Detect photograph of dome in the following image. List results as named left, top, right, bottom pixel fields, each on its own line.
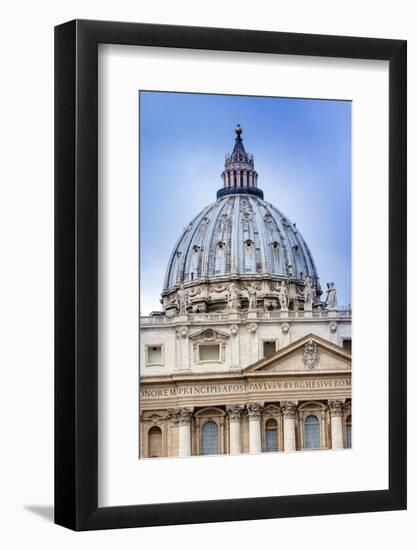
left=139, top=92, right=352, bottom=459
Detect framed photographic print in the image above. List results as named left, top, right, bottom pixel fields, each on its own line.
left=55, top=20, right=406, bottom=530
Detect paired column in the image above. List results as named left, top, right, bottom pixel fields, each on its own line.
left=243, top=170, right=248, bottom=188
left=328, top=400, right=344, bottom=449
left=226, top=404, right=245, bottom=454
left=175, top=407, right=194, bottom=457
left=281, top=401, right=297, bottom=452
left=247, top=403, right=263, bottom=453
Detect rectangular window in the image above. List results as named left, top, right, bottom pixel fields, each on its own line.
left=147, top=345, right=162, bottom=365
left=265, top=428, right=277, bottom=452
left=342, top=339, right=352, bottom=353
left=199, top=344, right=220, bottom=362
left=263, top=341, right=276, bottom=357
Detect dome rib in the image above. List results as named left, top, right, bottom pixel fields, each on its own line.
left=251, top=197, right=270, bottom=275
left=231, top=195, right=240, bottom=275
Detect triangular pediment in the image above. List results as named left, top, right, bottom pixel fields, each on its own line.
left=189, top=327, right=230, bottom=341
left=244, top=334, right=351, bottom=374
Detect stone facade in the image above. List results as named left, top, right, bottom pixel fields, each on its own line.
left=139, top=126, right=352, bottom=459
left=140, top=333, right=351, bottom=457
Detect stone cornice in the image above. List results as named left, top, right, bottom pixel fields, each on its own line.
left=141, top=310, right=352, bottom=327
left=140, top=375, right=351, bottom=411
left=140, top=368, right=352, bottom=385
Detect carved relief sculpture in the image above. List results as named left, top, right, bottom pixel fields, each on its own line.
left=281, top=322, right=290, bottom=334
left=303, top=276, right=314, bottom=311
left=303, top=339, right=320, bottom=369
left=326, top=282, right=337, bottom=309
left=176, top=283, right=189, bottom=314
left=247, top=284, right=257, bottom=311
left=230, top=324, right=239, bottom=336
left=278, top=280, right=289, bottom=310
left=227, top=281, right=240, bottom=311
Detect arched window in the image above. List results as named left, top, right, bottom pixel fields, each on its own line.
left=346, top=415, right=352, bottom=448
left=148, top=426, right=162, bottom=458
left=304, top=415, right=320, bottom=449
left=265, top=419, right=278, bottom=452
left=202, top=421, right=219, bottom=455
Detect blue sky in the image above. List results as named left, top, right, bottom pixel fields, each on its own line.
left=140, top=91, right=351, bottom=314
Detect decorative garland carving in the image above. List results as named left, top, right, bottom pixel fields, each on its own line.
left=281, top=322, right=290, bottom=334
left=329, top=321, right=338, bottom=333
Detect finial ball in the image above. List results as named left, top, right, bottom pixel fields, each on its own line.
left=235, top=124, right=243, bottom=135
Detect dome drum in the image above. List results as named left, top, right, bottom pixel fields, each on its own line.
left=161, top=275, right=321, bottom=317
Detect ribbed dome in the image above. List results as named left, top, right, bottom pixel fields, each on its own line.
left=163, top=194, right=319, bottom=290
left=160, top=126, right=321, bottom=315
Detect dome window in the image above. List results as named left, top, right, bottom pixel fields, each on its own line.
left=215, top=242, right=226, bottom=274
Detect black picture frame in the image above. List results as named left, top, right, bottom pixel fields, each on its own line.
left=55, top=19, right=407, bottom=531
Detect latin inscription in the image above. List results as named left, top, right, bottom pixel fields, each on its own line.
left=140, top=378, right=351, bottom=399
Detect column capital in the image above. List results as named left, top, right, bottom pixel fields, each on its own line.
left=167, top=408, right=178, bottom=423
left=168, top=407, right=194, bottom=425
left=328, top=399, right=344, bottom=416
left=281, top=400, right=298, bottom=418
left=175, top=326, right=188, bottom=339
left=226, top=404, right=245, bottom=421
left=247, top=402, right=263, bottom=419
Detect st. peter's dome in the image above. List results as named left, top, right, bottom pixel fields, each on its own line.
left=161, top=126, right=321, bottom=315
